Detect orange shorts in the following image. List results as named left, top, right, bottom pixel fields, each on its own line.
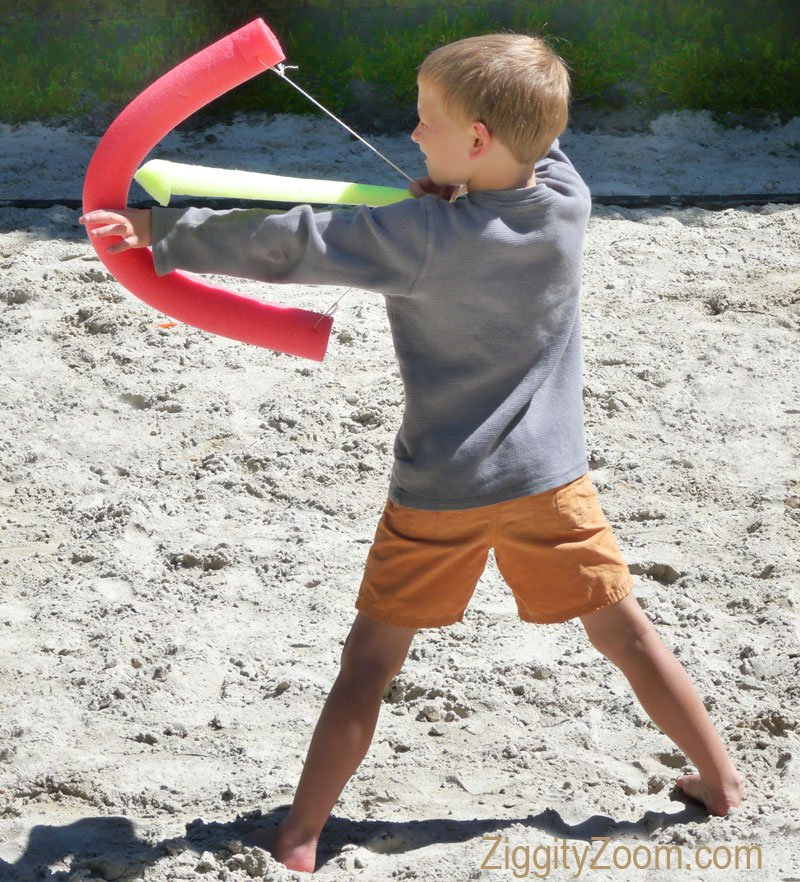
left=356, top=473, right=633, bottom=628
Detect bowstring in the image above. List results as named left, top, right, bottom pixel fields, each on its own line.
left=261, top=61, right=412, bottom=326
left=268, top=63, right=414, bottom=184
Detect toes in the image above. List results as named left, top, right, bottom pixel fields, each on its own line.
left=673, top=773, right=706, bottom=804
left=675, top=772, right=701, bottom=793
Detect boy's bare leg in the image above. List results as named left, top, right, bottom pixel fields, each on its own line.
left=580, top=593, right=743, bottom=816
left=247, top=612, right=416, bottom=872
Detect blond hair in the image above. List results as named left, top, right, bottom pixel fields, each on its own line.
left=418, top=33, right=570, bottom=165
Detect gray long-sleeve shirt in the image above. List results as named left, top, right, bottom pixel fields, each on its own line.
left=152, top=142, right=591, bottom=510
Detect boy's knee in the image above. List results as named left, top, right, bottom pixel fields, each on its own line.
left=582, top=609, right=656, bottom=664
left=588, top=627, right=647, bottom=664
left=339, top=635, right=406, bottom=684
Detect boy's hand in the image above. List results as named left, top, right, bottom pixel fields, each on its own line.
left=408, top=176, right=465, bottom=203
left=79, top=209, right=153, bottom=253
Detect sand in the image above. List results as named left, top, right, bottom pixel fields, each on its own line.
left=0, top=111, right=799, bottom=881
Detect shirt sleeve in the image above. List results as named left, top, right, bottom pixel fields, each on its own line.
left=151, top=197, right=432, bottom=298
left=534, top=139, right=592, bottom=208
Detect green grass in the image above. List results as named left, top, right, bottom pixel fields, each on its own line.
left=1, top=1, right=798, bottom=126
left=509, top=0, right=800, bottom=117
left=0, top=11, right=216, bottom=124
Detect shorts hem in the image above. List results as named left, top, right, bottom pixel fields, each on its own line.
left=518, top=578, right=634, bottom=624
left=355, top=600, right=463, bottom=630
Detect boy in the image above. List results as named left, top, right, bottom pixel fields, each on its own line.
left=81, top=33, right=742, bottom=874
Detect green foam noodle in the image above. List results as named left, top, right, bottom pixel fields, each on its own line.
left=134, top=159, right=412, bottom=207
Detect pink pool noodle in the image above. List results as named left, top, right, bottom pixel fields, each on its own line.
left=82, top=19, right=333, bottom=361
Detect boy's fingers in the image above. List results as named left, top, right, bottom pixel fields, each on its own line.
left=80, top=210, right=122, bottom=225
left=409, top=177, right=464, bottom=202
left=87, top=222, right=127, bottom=238
left=409, top=175, right=441, bottom=198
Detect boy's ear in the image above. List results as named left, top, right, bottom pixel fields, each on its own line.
left=470, top=120, right=492, bottom=157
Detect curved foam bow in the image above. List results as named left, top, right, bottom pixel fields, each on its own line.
left=82, top=19, right=333, bottom=361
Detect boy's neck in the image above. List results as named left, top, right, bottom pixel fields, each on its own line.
left=463, top=136, right=537, bottom=193
left=467, top=165, right=536, bottom=193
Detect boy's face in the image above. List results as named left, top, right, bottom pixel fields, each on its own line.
left=411, top=80, right=476, bottom=185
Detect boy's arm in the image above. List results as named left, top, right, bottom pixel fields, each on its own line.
left=150, top=200, right=430, bottom=298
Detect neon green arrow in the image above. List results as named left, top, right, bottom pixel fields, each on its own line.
left=134, top=159, right=412, bottom=207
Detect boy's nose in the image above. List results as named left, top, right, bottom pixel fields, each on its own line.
left=410, top=124, right=421, bottom=144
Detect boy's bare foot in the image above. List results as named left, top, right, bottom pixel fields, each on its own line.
left=243, top=823, right=318, bottom=874
left=675, top=771, right=743, bottom=816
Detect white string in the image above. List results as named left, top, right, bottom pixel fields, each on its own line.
left=268, top=63, right=414, bottom=184
left=314, top=287, right=352, bottom=328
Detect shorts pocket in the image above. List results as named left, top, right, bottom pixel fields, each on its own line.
left=384, top=500, right=440, bottom=541
left=553, top=477, right=590, bottom=530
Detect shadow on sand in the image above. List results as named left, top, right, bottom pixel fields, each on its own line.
left=0, top=795, right=706, bottom=880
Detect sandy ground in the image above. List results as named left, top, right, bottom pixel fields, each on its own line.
left=1, top=112, right=799, bottom=882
